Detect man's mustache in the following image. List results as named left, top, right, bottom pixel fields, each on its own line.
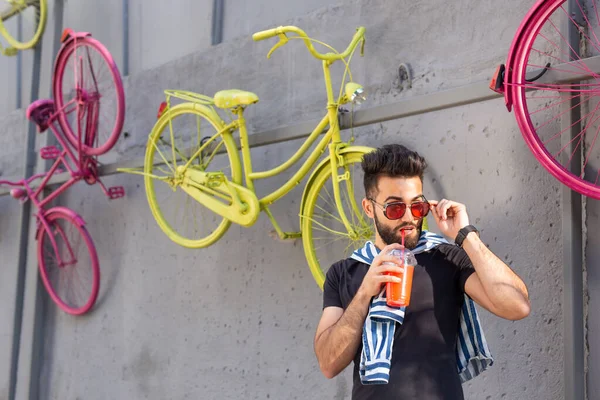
left=394, top=224, right=418, bottom=232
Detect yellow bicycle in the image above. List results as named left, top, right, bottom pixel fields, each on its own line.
left=121, top=25, right=412, bottom=288
left=0, top=0, right=46, bottom=56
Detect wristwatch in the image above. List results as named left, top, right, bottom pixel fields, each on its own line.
left=455, top=225, right=479, bottom=247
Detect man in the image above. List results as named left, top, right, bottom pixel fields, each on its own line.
left=313, top=144, right=530, bottom=400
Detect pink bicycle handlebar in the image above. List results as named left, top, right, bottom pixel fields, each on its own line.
left=0, top=178, right=26, bottom=187
left=0, top=170, right=63, bottom=188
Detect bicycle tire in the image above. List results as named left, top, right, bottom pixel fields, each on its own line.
left=301, top=148, right=373, bottom=289
left=508, top=0, right=600, bottom=199
left=53, top=35, right=125, bottom=156
left=145, top=101, right=242, bottom=248
left=0, top=0, right=47, bottom=50
left=37, top=207, right=100, bottom=315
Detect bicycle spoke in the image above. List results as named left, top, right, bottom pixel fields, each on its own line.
left=305, top=215, right=353, bottom=237
left=520, top=82, right=600, bottom=93
left=196, top=115, right=202, bottom=152
left=200, top=138, right=226, bottom=168
left=317, top=183, right=337, bottom=212
left=159, top=138, right=189, bottom=164
left=176, top=131, right=187, bottom=164
left=155, top=165, right=172, bottom=176
left=530, top=48, right=593, bottom=76
left=313, top=235, right=352, bottom=251
left=557, top=103, right=600, bottom=163
left=545, top=100, right=600, bottom=147
left=84, top=46, right=100, bottom=94
left=574, top=0, right=600, bottom=49
left=532, top=93, right=590, bottom=132
left=529, top=92, right=587, bottom=115
left=168, top=115, right=178, bottom=168
left=152, top=140, right=175, bottom=174
left=560, top=4, right=600, bottom=57
left=313, top=205, right=346, bottom=225
left=546, top=19, right=599, bottom=77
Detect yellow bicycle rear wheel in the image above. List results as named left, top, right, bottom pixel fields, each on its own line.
left=144, top=102, right=242, bottom=248
left=0, top=0, right=47, bottom=50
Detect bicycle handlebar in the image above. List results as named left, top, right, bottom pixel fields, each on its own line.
left=0, top=170, right=56, bottom=188
left=252, top=27, right=280, bottom=42
left=252, top=25, right=366, bottom=61
left=0, top=179, right=24, bottom=187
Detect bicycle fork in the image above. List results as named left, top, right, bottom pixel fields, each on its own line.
left=36, top=213, right=75, bottom=269
left=326, top=142, right=366, bottom=241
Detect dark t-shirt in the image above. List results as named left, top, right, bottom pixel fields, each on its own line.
left=323, top=244, right=476, bottom=400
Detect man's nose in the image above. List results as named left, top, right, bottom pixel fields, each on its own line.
left=401, top=207, right=415, bottom=224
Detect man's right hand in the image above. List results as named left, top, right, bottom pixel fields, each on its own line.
left=357, top=243, right=406, bottom=298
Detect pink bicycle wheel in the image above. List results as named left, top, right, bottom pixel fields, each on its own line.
left=509, top=0, right=600, bottom=199
left=53, top=36, right=125, bottom=156
left=37, top=207, right=100, bottom=316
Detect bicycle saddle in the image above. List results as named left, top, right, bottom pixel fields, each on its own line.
left=26, top=99, right=55, bottom=133
left=213, top=90, right=259, bottom=109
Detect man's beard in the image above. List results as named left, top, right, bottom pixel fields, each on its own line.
left=374, top=212, right=423, bottom=249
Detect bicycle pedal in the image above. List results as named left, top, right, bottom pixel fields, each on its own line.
left=108, top=186, right=125, bottom=199
left=3, top=47, right=18, bottom=57
left=268, top=230, right=301, bottom=243
left=40, top=146, right=61, bottom=160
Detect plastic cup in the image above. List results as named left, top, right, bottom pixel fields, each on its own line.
left=385, top=247, right=417, bottom=307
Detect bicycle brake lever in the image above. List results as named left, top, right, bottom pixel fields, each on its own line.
left=360, top=38, right=365, bottom=57
left=267, top=33, right=289, bottom=59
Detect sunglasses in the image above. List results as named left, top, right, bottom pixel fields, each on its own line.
left=368, top=197, right=431, bottom=220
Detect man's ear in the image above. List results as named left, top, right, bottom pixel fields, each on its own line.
left=362, top=198, right=375, bottom=218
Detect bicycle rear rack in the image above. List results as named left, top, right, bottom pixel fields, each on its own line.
left=164, top=90, right=214, bottom=105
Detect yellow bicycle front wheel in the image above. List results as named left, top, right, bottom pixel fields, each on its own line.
left=144, top=102, right=242, bottom=248
left=301, top=149, right=431, bottom=289
left=0, top=0, right=47, bottom=50
left=301, top=149, right=374, bottom=289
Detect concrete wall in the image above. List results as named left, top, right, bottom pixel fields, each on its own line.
left=0, top=197, right=22, bottom=400
left=0, top=0, right=333, bottom=116
left=0, top=109, right=27, bottom=400
left=0, top=0, right=596, bottom=399
left=222, top=0, right=336, bottom=42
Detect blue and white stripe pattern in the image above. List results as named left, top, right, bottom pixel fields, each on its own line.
left=351, top=231, right=494, bottom=385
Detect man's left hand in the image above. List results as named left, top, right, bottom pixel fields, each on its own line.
left=428, top=199, right=470, bottom=240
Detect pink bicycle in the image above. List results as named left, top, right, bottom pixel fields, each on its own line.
left=0, top=28, right=125, bottom=315
left=491, top=0, right=600, bottom=199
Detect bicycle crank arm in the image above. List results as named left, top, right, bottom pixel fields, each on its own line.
left=180, top=171, right=260, bottom=227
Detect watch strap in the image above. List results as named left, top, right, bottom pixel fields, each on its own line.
left=455, top=225, right=479, bottom=247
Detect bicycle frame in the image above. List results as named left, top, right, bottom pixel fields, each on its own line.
left=35, top=117, right=92, bottom=207
left=127, top=26, right=369, bottom=243
left=216, top=105, right=337, bottom=205
left=182, top=57, right=361, bottom=235
left=0, top=100, right=103, bottom=264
